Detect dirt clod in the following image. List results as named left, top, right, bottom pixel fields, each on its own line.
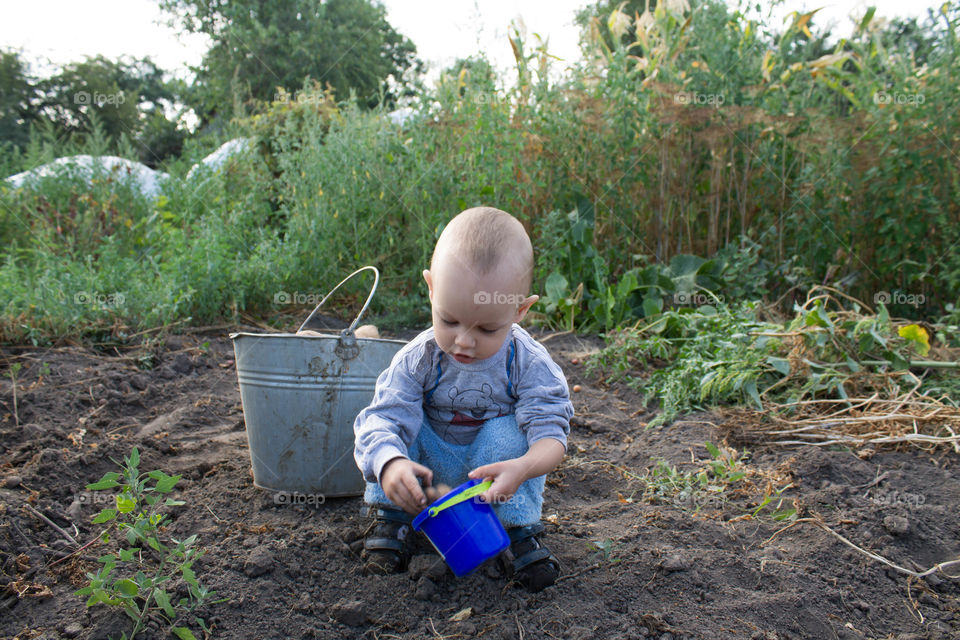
left=243, top=546, right=274, bottom=577
left=408, top=554, right=448, bottom=581
left=330, top=598, right=368, bottom=626
left=883, top=515, right=910, bottom=535
left=414, top=576, right=437, bottom=600
left=661, top=553, right=689, bottom=572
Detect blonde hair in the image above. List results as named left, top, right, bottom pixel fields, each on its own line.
left=431, top=207, right=533, bottom=292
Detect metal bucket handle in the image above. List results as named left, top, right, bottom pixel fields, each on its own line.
left=297, top=266, right=380, bottom=341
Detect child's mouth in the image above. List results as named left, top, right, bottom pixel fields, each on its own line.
left=452, top=353, right=474, bottom=364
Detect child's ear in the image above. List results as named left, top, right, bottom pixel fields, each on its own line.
left=514, top=295, right=539, bottom=323
left=422, top=270, right=434, bottom=301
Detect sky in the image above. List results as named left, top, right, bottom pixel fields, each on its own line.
left=0, top=0, right=946, bottom=83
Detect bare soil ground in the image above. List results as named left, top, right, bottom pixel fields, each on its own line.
left=1, top=327, right=958, bottom=640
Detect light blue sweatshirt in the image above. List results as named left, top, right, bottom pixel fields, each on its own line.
left=353, top=324, right=573, bottom=483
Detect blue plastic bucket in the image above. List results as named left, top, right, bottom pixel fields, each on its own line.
left=412, top=478, right=510, bottom=576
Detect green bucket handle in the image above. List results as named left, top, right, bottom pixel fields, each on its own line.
left=427, top=480, right=493, bottom=518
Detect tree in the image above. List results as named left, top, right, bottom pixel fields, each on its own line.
left=0, top=50, right=41, bottom=150
left=159, top=0, right=422, bottom=127
left=37, top=56, right=187, bottom=167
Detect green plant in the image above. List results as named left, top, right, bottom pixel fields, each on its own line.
left=586, top=538, right=621, bottom=564
left=76, top=448, right=222, bottom=640
left=642, top=442, right=752, bottom=511
left=587, top=289, right=954, bottom=426
left=2, top=1, right=958, bottom=342
left=588, top=301, right=781, bottom=425
left=642, top=441, right=796, bottom=520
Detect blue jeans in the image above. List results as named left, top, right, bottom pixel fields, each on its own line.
left=364, top=415, right=545, bottom=527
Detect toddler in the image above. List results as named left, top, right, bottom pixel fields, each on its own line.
left=353, top=207, right=573, bottom=592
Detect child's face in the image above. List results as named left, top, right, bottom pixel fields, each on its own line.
left=423, top=257, right=537, bottom=364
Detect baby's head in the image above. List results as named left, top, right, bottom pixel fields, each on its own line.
left=423, top=207, right=538, bottom=364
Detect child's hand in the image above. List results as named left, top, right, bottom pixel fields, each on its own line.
left=468, top=438, right=566, bottom=506
left=468, top=458, right=529, bottom=506
left=380, top=457, right=434, bottom=514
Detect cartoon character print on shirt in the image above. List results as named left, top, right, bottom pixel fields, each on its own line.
left=448, top=383, right=502, bottom=427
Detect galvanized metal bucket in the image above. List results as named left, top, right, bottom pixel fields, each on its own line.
left=230, top=266, right=405, bottom=497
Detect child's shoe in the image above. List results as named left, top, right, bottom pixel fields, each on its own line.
left=499, top=522, right=560, bottom=592
left=360, top=506, right=415, bottom=575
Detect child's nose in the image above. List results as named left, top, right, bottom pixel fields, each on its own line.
left=455, top=329, right=475, bottom=349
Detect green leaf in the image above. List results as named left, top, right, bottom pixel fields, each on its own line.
left=154, top=473, right=181, bottom=494
left=877, top=304, right=890, bottom=326
left=92, top=509, right=117, bottom=524
left=859, top=6, right=876, bottom=32
left=545, top=272, right=569, bottom=301
left=153, top=588, right=176, bottom=618
left=87, top=473, right=121, bottom=491
left=85, top=589, right=119, bottom=607
left=669, top=254, right=707, bottom=282
left=868, top=326, right=887, bottom=348
left=805, top=302, right=834, bottom=333
left=147, top=536, right=162, bottom=552
left=898, top=324, right=930, bottom=356
left=118, top=548, right=140, bottom=562
left=642, top=295, right=663, bottom=318
left=116, top=494, right=136, bottom=514
left=128, top=448, right=140, bottom=469
left=704, top=441, right=721, bottom=459
left=114, top=579, right=139, bottom=597
left=766, top=356, right=790, bottom=376
left=743, top=379, right=762, bottom=409
left=181, top=563, right=198, bottom=588
left=882, top=350, right=910, bottom=371
left=172, top=627, right=198, bottom=640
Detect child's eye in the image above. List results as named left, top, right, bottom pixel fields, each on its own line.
left=441, top=319, right=457, bottom=326
left=479, top=327, right=498, bottom=334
